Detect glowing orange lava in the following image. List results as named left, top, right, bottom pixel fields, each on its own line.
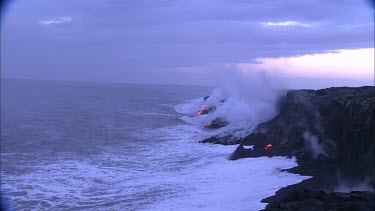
left=196, top=105, right=208, bottom=115
left=264, top=143, right=273, bottom=150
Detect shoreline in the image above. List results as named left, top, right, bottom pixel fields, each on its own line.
left=198, top=86, right=375, bottom=210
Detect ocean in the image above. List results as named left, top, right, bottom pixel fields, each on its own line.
left=1, top=79, right=309, bottom=210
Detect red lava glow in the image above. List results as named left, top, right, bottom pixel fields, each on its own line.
left=264, top=143, right=273, bottom=150
left=196, top=105, right=208, bottom=115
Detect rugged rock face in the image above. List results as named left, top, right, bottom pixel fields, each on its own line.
left=200, top=86, right=375, bottom=208
left=199, top=135, right=239, bottom=145
left=196, top=105, right=216, bottom=115
left=263, top=189, right=375, bottom=211
left=203, top=117, right=229, bottom=129
left=199, top=134, right=239, bottom=144
left=229, top=87, right=375, bottom=186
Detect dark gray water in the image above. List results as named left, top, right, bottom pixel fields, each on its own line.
left=1, top=79, right=208, bottom=209
left=1, top=79, right=308, bottom=210
left=1, top=79, right=207, bottom=155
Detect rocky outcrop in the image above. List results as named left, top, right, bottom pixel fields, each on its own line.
left=229, top=87, right=375, bottom=187
left=196, top=105, right=216, bottom=115
left=203, top=117, right=229, bottom=129
left=228, top=144, right=272, bottom=160
left=263, top=189, right=375, bottom=211
left=199, top=135, right=239, bottom=145
left=199, top=86, right=375, bottom=209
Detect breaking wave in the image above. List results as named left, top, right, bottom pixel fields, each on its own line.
left=1, top=79, right=309, bottom=210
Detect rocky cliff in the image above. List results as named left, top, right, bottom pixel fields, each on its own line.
left=200, top=86, right=375, bottom=210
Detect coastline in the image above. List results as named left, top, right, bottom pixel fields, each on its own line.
left=198, top=86, right=375, bottom=210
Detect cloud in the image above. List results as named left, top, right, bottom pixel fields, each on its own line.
left=38, top=16, right=72, bottom=25
left=261, top=21, right=311, bottom=27
left=2, top=0, right=374, bottom=85
left=237, top=48, right=374, bottom=81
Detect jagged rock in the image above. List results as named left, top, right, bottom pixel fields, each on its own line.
left=229, top=144, right=270, bottom=160
left=199, top=86, right=375, bottom=207
left=234, top=86, right=375, bottom=185
left=229, top=144, right=249, bottom=160
left=199, top=135, right=240, bottom=145
left=196, top=105, right=216, bottom=115
left=203, top=117, right=229, bottom=129
left=263, top=189, right=375, bottom=211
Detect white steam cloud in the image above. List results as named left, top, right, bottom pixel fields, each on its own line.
left=335, top=178, right=374, bottom=192
left=176, top=70, right=284, bottom=138
left=303, top=131, right=328, bottom=159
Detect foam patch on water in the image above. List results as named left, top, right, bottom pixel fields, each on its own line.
left=1, top=123, right=310, bottom=210
left=1, top=75, right=304, bottom=210
left=145, top=157, right=309, bottom=211
left=141, top=124, right=310, bottom=210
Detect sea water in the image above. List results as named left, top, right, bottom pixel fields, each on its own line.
left=1, top=79, right=309, bottom=210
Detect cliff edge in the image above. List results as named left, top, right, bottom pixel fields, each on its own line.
left=201, top=86, right=375, bottom=210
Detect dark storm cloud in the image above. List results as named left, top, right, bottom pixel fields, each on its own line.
left=1, top=0, right=374, bottom=84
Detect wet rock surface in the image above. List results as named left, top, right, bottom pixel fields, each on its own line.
left=196, top=105, right=216, bottom=115
left=262, top=189, right=375, bottom=211
left=203, top=117, right=229, bottom=129
left=228, top=144, right=271, bottom=160
left=199, top=135, right=240, bottom=145
left=236, top=87, right=374, bottom=185
left=200, top=86, right=375, bottom=209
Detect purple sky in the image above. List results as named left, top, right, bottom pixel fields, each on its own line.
left=1, top=0, right=374, bottom=86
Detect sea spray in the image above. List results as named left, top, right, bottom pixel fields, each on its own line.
left=2, top=80, right=310, bottom=210
left=175, top=70, right=285, bottom=138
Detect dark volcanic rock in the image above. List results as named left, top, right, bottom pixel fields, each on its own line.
left=263, top=189, right=375, bottom=211
left=203, top=117, right=229, bottom=129
left=235, top=86, right=375, bottom=185
left=199, top=135, right=240, bottom=145
left=199, top=86, right=375, bottom=209
left=197, top=105, right=216, bottom=115
left=229, top=144, right=272, bottom=160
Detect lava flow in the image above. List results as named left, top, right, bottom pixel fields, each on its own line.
left=264, top=143, right=273, bottom=150
left=196, top=105, right=208, bottom=115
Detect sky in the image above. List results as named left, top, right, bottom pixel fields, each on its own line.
left=1, top=0, right=374, bottom=87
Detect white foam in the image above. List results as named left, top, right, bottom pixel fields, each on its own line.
left=140, top=124, right=310, bottom=210
left=144, top=156, right=309, bottom=211
left=243, top=145, right=254, bottom=150
left=1, top=123, right=309, bottom=211
left=2, top=74, right=305, bottom=210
